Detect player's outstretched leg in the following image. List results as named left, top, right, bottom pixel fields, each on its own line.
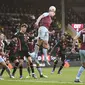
left=43, top=48, right=50, bottom=65
left=58, top=61, right=65, bottom=74
left=36, top=64, right=48, bottom=78
left=51, top=59, right=58, bottom=73
left=74, top=66, right=85, bottom=82
left=28, top=57, right=37, bottom=79
left=12, top=62, right=19, bottom=78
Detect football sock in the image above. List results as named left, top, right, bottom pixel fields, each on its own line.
left=76, top=66, right=85, bottom=79
left=0, top=67, right=5, bottom=76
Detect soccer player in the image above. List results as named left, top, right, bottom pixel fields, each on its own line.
left=34, top=6, right=56, bottom=65
left=0, top=33, right=14, bottom=80
left=51, top=35, right=67, bottom=74
left=8, top=36, right=19, bottom=78
left=26, top=52, right=48, bottom=78
left=74, top=27, right=85, bottom=82
left=16, top=23, right=37, bottom=79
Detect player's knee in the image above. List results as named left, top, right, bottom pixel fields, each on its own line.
left=35, top=44, right=39, bottom=50
left=54, top=60, right=58, bottom=64
left=30, top=62, right=33, bottom=67
left=43, top=44, right=49, bottom=49
left=62, top=62, right=65, bottom=66
left=36, top=65, right=40, bottom=68
left=4, top=65, right=9, bottom=69
left=15, top=62, right=19, bottom=67
left=36, top=63, right=40, bottom=67
left=19, top=62, right=23, bottom=67
left=19, top=65, right=23, bottom=69
left=28, top=57, right=32, bottom=63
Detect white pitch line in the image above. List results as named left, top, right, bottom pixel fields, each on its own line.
left=4, top=79, right=85, bottom=85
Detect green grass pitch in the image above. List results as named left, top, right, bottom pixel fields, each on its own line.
left=0, top=67, right=85, bottom=85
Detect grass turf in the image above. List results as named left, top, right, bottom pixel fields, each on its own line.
left=0, top=67, right=85, bottom=85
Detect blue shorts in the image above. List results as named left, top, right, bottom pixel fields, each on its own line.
left=0, top=56, right=4, bottom=63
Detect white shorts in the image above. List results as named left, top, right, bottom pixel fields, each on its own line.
left=38, top=26, right=49, bottom=42
left=0, top=56, right=4, bottom=63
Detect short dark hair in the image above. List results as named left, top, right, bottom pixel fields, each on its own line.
left=21, top=23, right=28, bottom=28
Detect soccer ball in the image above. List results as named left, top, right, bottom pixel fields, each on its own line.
left=49, top=6, right=56, bottom=12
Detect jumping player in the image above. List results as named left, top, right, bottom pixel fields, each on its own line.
left=34, top=6, right=56, bottom=65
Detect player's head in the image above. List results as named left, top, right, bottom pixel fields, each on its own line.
left=20, top=23, right=28, bottom=33
left=49, top=6, right=56, bottom=17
